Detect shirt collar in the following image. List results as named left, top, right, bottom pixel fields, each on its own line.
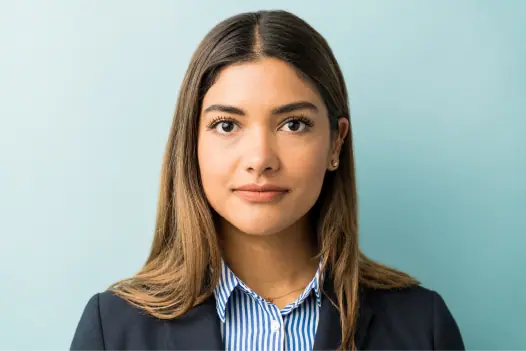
left=213, top=259, right=240, bottom=323
left=213, top=257, right=325, bottom=323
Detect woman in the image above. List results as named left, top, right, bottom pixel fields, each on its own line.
left=71, top=9, right=464, bottom=351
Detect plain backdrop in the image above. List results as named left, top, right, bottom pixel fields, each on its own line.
left=1, top=0, right=524, bottom=349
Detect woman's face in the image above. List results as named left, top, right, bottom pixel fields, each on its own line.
left=197, top=57, right=347, bottom=236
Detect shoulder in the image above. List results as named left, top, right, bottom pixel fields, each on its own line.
left=78, top=290, right=154, bottom=321
left=360, top=285, right=465, bottom=350
left=97, top=290, right=151, bottom=319
left=95, top=290, right=164, bottom=329
left=362, top=284, right=455, bottom=324
left=364, top=284, right=438, bottom=310
left=71, top=290, right=165, bottom=350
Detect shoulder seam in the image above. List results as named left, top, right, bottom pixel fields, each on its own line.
left=431, top=289, right=438, bottom=350
left=96, top=293, right=107, bottom=350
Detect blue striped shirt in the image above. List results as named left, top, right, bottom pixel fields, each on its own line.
left=213, top=260, right=323, bottom=351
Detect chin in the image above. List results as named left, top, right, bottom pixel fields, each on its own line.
left=212, top=201, right=311, bottom=237
left=231, top=219, right=290, bottom=236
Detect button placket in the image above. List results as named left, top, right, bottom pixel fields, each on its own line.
left=269, top=305, right=285, bottom=351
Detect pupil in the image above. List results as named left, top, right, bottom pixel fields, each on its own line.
left=221, top=122, right=234, bottom=132
left=288, top=121, right=300, bottom=131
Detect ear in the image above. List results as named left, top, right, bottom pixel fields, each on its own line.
left=327, top=117, right=349, bottom=171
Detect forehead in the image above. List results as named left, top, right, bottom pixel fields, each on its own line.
left=202, top=57, right=326, bottom=113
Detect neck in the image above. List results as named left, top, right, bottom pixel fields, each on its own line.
left=219, top=215, right=319, bottom=301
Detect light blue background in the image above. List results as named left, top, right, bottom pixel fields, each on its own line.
left=1, top=1, right=524, bottom=349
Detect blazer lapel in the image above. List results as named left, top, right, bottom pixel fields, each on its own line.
left=313, top=284, right=374, bottom=351
left=164, top=296, right=224, bottom=350
left=354, top=287, right=374, bottom=350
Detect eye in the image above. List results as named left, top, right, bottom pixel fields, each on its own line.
left=280, top=116, right=314, bottom=133
left=207, top=117, right=239, bottom=134
left=216, top=121, right=237, bottom=133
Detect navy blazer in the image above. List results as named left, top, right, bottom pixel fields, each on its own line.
left=70, top=283, right=465, bottom=350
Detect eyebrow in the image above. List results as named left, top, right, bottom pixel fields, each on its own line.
left=203, top=101, right=319, bottom=116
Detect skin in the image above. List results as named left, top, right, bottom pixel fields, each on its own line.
left=197, top=57, right=348, bottom=308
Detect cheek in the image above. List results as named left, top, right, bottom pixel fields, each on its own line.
left=197, top=135, right=233, bottom=193
left=284, top=138, right=330, bottom=182
left=290, top=156, right=326, bottom=188
left=281, top=139, right=330, bottom=208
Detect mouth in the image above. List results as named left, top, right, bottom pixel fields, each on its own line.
left=232, top=183, right=289, bottom=203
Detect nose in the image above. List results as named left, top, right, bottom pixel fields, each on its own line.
left=241, top=127, right=280, bottom=176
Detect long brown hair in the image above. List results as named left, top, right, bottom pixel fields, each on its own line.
left=108, top=9, right=419, bottom=350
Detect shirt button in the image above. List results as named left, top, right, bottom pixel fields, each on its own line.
left=271, top=320, right=280, bottom=332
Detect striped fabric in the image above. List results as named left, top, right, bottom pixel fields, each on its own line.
left=213, top=259, right=324, bottom=351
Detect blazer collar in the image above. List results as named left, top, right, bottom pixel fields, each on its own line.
left=165, top=282, right=374, bottom=350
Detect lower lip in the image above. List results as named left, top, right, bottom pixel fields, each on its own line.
left=234, top=190, right=288, bottom=203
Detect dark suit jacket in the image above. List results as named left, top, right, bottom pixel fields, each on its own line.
left=70, top=283, right=465, bottom=350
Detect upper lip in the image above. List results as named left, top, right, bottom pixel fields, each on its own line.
left=234, top=183, right=289, bottom=192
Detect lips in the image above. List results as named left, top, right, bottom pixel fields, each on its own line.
left=233, top=183, right=289, bottom=203
left=234, top=184, right=288, bottom=192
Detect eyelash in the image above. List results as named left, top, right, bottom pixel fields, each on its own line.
left=206, top=114, right=314, bottom=132
left=205, top=116, right=234, bottom=130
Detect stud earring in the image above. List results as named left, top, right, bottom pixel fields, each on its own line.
left=331, top=159, right=339, bottom=169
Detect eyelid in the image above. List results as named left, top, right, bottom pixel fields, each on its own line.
left=280, top=114, right=313, bottom=123
left=206, top=116, right=240, bottom=129
left=279, top=114, right=315, bottom=130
